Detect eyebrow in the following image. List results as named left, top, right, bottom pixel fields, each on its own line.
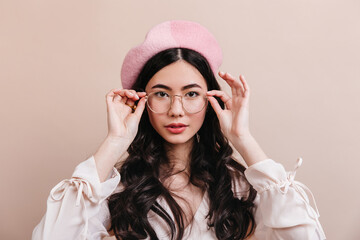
left=151, top=83, right=203, bottom=90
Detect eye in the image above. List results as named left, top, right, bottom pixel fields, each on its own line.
left=185, top=91, right=200, bottom=98
left=154, top=91, right=169, bottom=98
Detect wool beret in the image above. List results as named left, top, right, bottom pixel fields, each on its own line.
left=120, top=20, right=223, bottom=89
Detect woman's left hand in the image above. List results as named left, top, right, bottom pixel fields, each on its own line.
left=207, top=72, right=252, bottom=142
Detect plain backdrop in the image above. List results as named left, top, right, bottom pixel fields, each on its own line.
left=1, top=0, right=359, bottom=239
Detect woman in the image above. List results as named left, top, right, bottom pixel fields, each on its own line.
left=32, top=20, right=326, bottom=240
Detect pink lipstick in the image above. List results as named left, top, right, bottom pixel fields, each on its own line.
left=165, top=123, right=188, bottom=134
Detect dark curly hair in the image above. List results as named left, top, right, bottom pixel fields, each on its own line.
left=107, top=48, right=257, bottom=239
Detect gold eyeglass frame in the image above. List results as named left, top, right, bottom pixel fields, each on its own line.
left=145, top=92, right=208, bottom=114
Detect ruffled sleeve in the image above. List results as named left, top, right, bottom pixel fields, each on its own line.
left=244, top=158, right=326, bottom=240
left=32, top=156, right=121, bottom=240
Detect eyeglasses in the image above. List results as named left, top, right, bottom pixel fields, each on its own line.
left=145, top=91, right=208, bottom=114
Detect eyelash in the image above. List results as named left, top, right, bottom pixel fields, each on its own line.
left=185, top=91, right=200, bottom=97
left=153, top=91, right=200, bottom=98
left=154, top=91, right=169, bottom=97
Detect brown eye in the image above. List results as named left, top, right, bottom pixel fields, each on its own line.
left=185, top=91, right=199, bottom=98
left=154, top=92, right=169, bottom=98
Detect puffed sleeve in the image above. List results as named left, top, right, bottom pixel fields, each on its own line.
left=32, top=156, right=122, bottom=240
left=243, top=158, right=326, bottom=240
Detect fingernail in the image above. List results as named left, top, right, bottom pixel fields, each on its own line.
left=219, top=71, right=225, bottom=75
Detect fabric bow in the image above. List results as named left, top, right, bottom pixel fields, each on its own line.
left=277, top=157, right=326, bottom=239
left=49, top=178, right=96, bottom=239
left=50, top=178, right=95, bottom=206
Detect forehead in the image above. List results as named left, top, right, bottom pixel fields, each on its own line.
left=145, top=60, right=207, bottom=91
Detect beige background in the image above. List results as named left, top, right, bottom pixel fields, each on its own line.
left=1, top=0, right=359, bottom=239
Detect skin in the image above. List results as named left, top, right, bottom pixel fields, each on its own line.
left=144, top=60, right=208, bottom=169
left=144, top=60, right=209, bottom=227
left=93, top=59, right=269, bottom=231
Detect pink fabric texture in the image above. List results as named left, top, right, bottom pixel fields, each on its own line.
left=120, top=20, right=223, bottom=89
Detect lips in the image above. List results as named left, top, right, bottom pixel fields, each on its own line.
left=165, top=123, right=188, bottom=134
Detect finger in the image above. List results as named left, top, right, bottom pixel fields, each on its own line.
left=239, top=75, right=250, bottom=98
left=113, top=90, right=131, bottom=104
left=113, top=89, right=140, bottom=101
left=219, top=72, right=239, bottom=96
left=207, top=90, right=232, bottom=110
left=106, top=88, right=123, bottom=104
left=128, top=90, right=137, bottom=99
left=123, top=90, right=137, bottom=100
left=119, top=90, right=143, bottom=105
left=108, top=88, right=123, bottom=95
left=133, top=97, right=146, bottom=118
left=125, top=99, right=135, bottom=107
left=106, top=88, right=121, bottom=99
left=129, top=90, right=146, bottom=101
left=207, top=96, right=224, bottom=117
left=136, top=92, right=147, bottom=98
left=113, top=94, right=122, bottom=103
left=107, top=88, right=126, bottom=100
left=219, top=72, right=244, bottom=96
left=226, top=72, right=244, bottom=96
left=109, top=93, right=126, bottom=104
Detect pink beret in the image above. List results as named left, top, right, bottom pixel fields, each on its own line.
left=120, top=20, right=223, bottom=89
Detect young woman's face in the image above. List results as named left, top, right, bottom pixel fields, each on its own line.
left=145, top=60, right=208, bottom=146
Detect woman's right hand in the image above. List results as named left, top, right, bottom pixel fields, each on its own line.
left=105, top=88, right=147, bottom=143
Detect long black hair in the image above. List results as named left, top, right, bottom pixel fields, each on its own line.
left=107, top=48, right=257, bottom=239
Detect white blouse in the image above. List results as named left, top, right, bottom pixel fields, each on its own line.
left=32, top=156, right=326, bottom=240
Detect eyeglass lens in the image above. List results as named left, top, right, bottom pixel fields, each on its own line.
left=147, top=92, right=207, bottom=113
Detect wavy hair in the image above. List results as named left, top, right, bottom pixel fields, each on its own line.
left=107, top=48, right=257, bottom=239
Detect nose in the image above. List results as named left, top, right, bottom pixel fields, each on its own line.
left=168, top=95, right=184, bottom=117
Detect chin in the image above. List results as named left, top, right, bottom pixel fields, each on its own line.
left=162, top=134, right=194, bottom=145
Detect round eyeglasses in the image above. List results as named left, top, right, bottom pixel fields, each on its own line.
left=145, top=91, right=208, bottom=114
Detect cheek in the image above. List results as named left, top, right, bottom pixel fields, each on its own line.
left=147, top=111, right=157, bottom=129
left=192, top=110, right=207, bottom=129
